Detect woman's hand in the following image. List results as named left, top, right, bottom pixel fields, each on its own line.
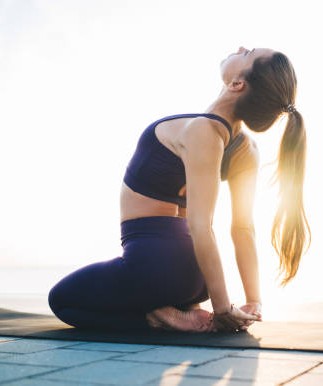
left=240, top=302, right=262, bottom=319
left=211, top=304, right=261, bottom=332
left=237, top=302, right=262, bottom=330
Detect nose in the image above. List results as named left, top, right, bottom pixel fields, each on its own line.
left=237, top=46, right=247, bottom=54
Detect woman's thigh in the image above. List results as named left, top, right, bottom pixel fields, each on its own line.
left=48, top=258, right=135, bottom=313
left=122, top=234, right=208, bottom=308
left=49, top=217, right=208, bottom=313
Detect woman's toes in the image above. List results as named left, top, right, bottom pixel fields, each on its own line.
left=146, top=312, right=164, bottom=329
left=146, top=307, right=214, bottom=333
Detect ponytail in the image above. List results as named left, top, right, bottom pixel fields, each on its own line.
left=271, top=110, right=311, bottom=285
left=234, top=51, right=311, bottom=284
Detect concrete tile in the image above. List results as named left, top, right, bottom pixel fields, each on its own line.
left=38, top=359, right=182, bottom=385
left=0, top=352, right=13, bottom=360
left=0, top=338, right=78, bottom=354
left=287, top=372, right=323, bottom=386
left=67, top=342, right=157, bottom=353
left=232, top=349, right=323, bottom=362
left=187, top=356, right=316, bottom=383
left=148, top=374, right=276, bottom=386
left=0, top=362, right=58, bottom=383
left=0, top=348, right=124, bottom=367
left=118, top=346, right=240, bottom=365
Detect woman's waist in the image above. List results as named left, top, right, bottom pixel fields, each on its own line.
left=121, top=215, right=190, bottom=245
left=120, top=183, right=181, bottom=222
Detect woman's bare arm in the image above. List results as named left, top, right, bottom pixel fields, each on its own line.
left=228, top=168, right=261, bottom=304
left=181, top=118, right=231, bottom=314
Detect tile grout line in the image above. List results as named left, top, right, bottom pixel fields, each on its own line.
left=278, top=360, right=323, bottom=385
left=228, top=352, right=323, bottom=362
left=0, top=351, right=127, bottom=371
left=103, top=351, right=234, bottom=367
left=0, top=343, right=86, bottom=356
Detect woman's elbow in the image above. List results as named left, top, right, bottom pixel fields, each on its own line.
left=188, top=218, right=213, bottom=239
left=231, top=224, right=255, bottom=241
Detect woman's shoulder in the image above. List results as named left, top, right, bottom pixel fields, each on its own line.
left=180, top=115, right=231, bottom=149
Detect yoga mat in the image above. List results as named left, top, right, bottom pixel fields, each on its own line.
left=1, top=308, right=323, bottom=352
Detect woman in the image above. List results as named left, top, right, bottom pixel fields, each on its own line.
left=48, top=47, right=310, bottom=333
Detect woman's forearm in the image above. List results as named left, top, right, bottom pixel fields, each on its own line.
left=190, top=227, right=231, bottom=314
left=231, top=226, right=261, bottom=303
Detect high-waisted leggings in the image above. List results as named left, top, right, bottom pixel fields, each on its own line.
left=48, top=216, right=208, bottom=330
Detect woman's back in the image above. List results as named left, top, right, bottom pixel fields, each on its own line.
left=120, top=113, right=257, bottom=222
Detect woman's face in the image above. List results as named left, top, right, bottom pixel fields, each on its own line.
left=220, top=47, right=274, bottom=85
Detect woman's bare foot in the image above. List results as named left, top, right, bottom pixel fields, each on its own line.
left=146, top=306, right=213, bottom=333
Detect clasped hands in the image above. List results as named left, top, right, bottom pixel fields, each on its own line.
left=210, top=302, right=262, bottom=333
left=146, top=302, right=261, bottom=333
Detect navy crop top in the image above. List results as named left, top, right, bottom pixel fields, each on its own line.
left=123, top=113, right=244, bottom=208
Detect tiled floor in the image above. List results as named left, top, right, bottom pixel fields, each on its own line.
left=0, top=337, right=323, bottom=386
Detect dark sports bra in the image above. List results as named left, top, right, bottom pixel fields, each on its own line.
left=123, top=113, right=244, bottom=208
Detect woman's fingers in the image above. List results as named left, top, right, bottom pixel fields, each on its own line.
left=212, top=305, right=261, bottom=332
left=240, top=303, right=262, bottom=320
left=232, top=306, right=260, bottom=321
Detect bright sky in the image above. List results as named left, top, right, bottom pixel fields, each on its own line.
left=0, top=0, right=322, bottom=312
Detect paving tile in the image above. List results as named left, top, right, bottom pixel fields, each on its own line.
left=118, top=346, right=240, bottom=365
left=287, top=372, right=323, bottom=386
left=186, top=356, right=316, bottom=383
left=148, top=374, right=276, bottom=386
left=0, top=352, right=13, bottom=360
left=67, top=342, right=157, bottom=353
left=0, top=348, right=124, bottom=367
left=232, top=349, right=323, bottom=362
left=0, top=362, right=58, bottom=384
left=37, top=359, right=183, bottom=385
left=0, top=338, right=78, bottom=354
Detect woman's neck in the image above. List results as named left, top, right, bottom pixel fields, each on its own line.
left=205, top=97, right=242, bottom=138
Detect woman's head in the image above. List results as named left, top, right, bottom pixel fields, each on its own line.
left=231, top=48, right=297, bottom=132
left=220, top=47, right=274, bottom=91
left=224, top=47, right=311, bottom=285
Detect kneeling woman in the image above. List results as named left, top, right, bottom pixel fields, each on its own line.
left=48, top=47, right=310, bottom=332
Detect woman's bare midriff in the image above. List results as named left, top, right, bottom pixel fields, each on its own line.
left=120, top=183, right=183, bottom=222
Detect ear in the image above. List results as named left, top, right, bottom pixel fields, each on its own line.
left=228, top=78, right=246, bottom=92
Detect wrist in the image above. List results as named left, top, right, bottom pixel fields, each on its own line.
left=246, top=299, right=262, bottom=305
left=210, top=291, right=231, bottom=315
left=212, top=303, right=233, bottom=315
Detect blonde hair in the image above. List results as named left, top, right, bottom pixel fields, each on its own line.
left=234, top=52, right=311, bottom=285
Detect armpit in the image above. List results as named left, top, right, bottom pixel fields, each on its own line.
left=225, top=134, right=259, bottom=180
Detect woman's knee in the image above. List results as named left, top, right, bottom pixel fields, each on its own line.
left=48, top=284, right=61, bottom=314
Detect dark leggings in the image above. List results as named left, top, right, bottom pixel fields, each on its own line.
left=48, top=216, right=208, bottom=330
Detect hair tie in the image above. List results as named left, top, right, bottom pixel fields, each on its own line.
left=283, top=104, right=296, bottom=114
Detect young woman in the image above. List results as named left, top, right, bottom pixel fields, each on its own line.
left=48, top=47, right=310, bottom=333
